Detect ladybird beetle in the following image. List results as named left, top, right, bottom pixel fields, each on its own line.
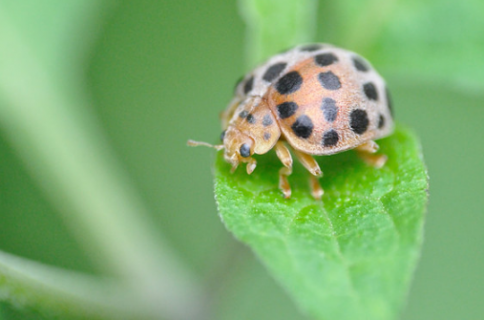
left=188, top=43, right=394, bottom=199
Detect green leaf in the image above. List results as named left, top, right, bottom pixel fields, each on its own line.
left=215, top=125, right=428, bottom=320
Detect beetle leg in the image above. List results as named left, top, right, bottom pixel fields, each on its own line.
left=357, top=140, right=379, bottom=153
left=275, top=141, right=293, bottom=199
left=291, top=148, right=323, bottom=200
left=356, top=140, right=387, bottom=169
left=292, top=149, right=323, bottom=177
left=309, top=176, right=324, bottom=200
left=246, top=157, right=257, bottom=174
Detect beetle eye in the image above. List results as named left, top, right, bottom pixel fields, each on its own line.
left=239, top=144, right=251, bottom=158
left=220, top=130, right=226, bottom=141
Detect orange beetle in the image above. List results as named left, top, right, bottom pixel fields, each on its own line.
left=189, top=43, right=394, bottom=199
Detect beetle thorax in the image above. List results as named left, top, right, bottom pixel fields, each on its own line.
left=225, top=96, right=281, bottom=158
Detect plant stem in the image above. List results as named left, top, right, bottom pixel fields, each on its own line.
left=238, top=0, right=318, bottom=68
left=0, top=4, right=202, bottom=320
left=342, top=0, right=397, bottom=54
left=0, top=250, right=149, bottom=320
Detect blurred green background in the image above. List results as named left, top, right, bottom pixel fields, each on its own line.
left=0, top=0, right=483, bottom=319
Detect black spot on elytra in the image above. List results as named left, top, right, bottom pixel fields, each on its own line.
left=378, top=114, right=385, bottom=129
left=220, top=130, right=226, bottom=141
left=239, top=110, right=248, bottom=118
left=350, top=109, right=369, bottom=134
left=321, top=97, right=338, bottom=122
left=247, top=114, right=256, bottom=124
left=243, top=76, right=254, bottom=94
left=318, top=71, right=341, bottom=90
left=240, top=144, right=250, bottom=157
left=352, top=56, right=369, bottom=72
left=322, top=129, right=339, bottom=147
left=300, top=44, right=324, bottom=52
left=262, top=62, right=287, bottom=82
left=262, top=114, right=273, bottom=126
left=276, top=71, right=303, bottom=95
left=263, top=132, right=271, bottom=141
left=386, top=87, right=394, bottom=117
left=291, top=115, right=313, bottom=139
left=277, top=102, right=298, bottom=119
left=363, top=82, right=378, bottom=101
left=314, top=53, right=338, bottom=67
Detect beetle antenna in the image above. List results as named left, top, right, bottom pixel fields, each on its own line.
left=187, top=139, right=224, bottom=151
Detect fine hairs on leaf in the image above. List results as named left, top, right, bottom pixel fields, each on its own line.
left=215, top=126, right=428, bottom=320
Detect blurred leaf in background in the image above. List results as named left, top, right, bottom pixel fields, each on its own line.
left=319, top=0, right=484, bottom=92
left=0, top=0, right=201, bottom=319
left=0, top=0, right=483, bottom=320
left=0, top=0, right=104, bottom=274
